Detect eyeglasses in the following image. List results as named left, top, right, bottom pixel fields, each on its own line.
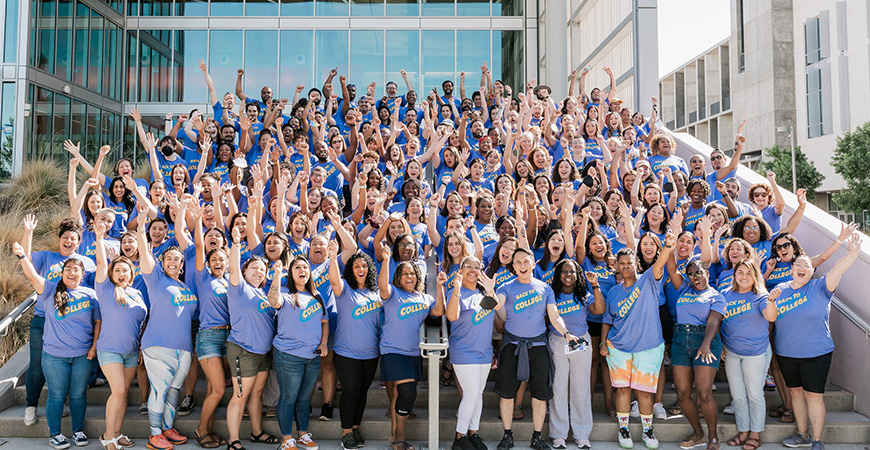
left=773, top=241, right=792, bottom=251
left=686, top=271, right=705, bottom=279
left=461, top=264, right=482, bottom=271
left=398, top=243, right=416, bottom=248
left=710, top=155, right=724, bottom=161
left=744, top=225, right=760, bottom=231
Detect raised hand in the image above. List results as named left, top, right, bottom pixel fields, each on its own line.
left=94, top=220, right=108, bottom=238
left=63, top=139, right=81, bottom=156
left=12, top=242, right=25, bottom=258
left=715, top=181, right=728, bottom=195
left=768, top=288, right=782, bottom=303
left=796, top=188, right=807, bottom=205
left=436, top=271, right=448, bottom=288
left=848, top=232, right=863, bottom=251
left=130, top=107, right=142, bottom=122
left=766, top=171, right=777, bottom=183
left=663, top=233, right=677, bottom=249
left=70, top=158, right=79, bottom=169
left=839, top=222, right=858, bottom=241
left=84, top=178, right=100, bottom=190
left=237, top=68, right=244, bottom=76
left=231, top=226, right=241, bottom=244
left=23, top=214, right=38, bottom=231
left=326, top=239, right=339, bottom=258
left=585, top=271, right=599, bottom=286
left=197, top=58, right=207, bottom=72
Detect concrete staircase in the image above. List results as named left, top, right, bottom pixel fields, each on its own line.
left=2, top=365, right=870, bottom=446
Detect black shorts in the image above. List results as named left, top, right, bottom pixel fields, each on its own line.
left=659, top=305, right=674, bottom=346
left=495, top=344, right=552, bottom=401
left=777, top=352, right=833, bottom=394
left=380, top=353, right=423, bottom=382
left=586, top=321, right=603, bottom=338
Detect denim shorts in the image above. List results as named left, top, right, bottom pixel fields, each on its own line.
left=97, top=350, right=139, bottom=369
left=196, top=328, right=229, bottom=361
left=671, top=324, right=723, bottom=369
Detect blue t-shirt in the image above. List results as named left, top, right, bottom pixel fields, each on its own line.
left=40, top=282, right=100, bottom=358
left=760, top=205, right=782, bottom=234
left=581, top=258, right=617, bottom=323
left=648, top=154, right=689, bottom=177
left=273, top=291, right=325, bottom=358
left=30, top=251, right=97, bottom=317
left=447, top=287, right=496, bottom=365
left=683, top=205, right=705, bottom=233
left=94, top=279, right=147, bottom=355
left=380, top=288, right=436, bottom=356
left=766, top=261, right=793, bottom=290
left=533, top=261, right=557, bottom=285
left=721, top=289, right=770, bottom=356
left=673, top=283, right=727, bottom=326
left=194, top=270, right=231, bottom=329
left=603, top=269, right=665, bottom=353
left=140, top=269, right=198, bottom=353
left=492, top=266, right=517, bottom=291
left=496, top=278, right=556, bottom=339
left=227, top=282, right=277, bottom=354
left=334, top=280, right=383, bottom=360
left=772, top=277, right=835, bottom=358
left=311, top=261, right=338, bottom=334
left=549, top=291, right=594, bottom=337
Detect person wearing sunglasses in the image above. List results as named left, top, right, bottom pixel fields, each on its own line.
left=730, top=189, right=807, bottom=267
left=748, top=172, right=787, bottom=234
left=774, top=233, right=862, bottom=450
left=763, top=223, right=858, bottom=290
left=703, top=121, right=746, bottom=203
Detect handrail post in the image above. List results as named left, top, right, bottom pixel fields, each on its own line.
left=420, top=316, right=449, bottom=450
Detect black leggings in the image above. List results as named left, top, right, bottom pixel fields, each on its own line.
left=334, top=353, right=379, bottom=429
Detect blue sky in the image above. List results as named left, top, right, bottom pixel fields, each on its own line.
left=658, top=0, right=731, bottom=77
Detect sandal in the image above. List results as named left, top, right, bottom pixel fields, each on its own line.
left=512, top=405, right=524, bottom=420
left=440, top=367, right=455, bottom=387
left=195, top=431, right=220, bottom=449
left=768, top=404, right=785, bottom=418
left=100, top=435, right=119, bottom=450
left=401, top=441, right=416, bottom=450
left=779, top=409, right=795, bottom=423
left=680, top=435, right=707, bottom=450
left=116, top=435, right=134, bottom=448
left=707, top=438, right=721, bottom=450
left=228, top=440, right=246, bottom=450
left=210, top=433, right=227, bottom=446
left=727, top=435, right=747, bottom=447
left=391, top=441, right=405, bottom=450
left=250, top=432, right=280, bottom=444
left=742, top=438, right=761, bottom=450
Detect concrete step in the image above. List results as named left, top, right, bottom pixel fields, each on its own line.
left=2, top=403, right=869, bottom=444
left=12, top=380, right=858, bottom=413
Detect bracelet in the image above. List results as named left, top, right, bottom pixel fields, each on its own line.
left=835, top=239, right=843, bottom=244
left=591, top=285, right=600, bottom=290
left=16, top=254, right=25, bottom=260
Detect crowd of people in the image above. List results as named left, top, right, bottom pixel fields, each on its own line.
left=12, top=61, right=863, bottom=450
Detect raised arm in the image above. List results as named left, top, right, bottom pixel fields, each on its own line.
left=70, top=178, right=100, bottom=225
left=378, top=246, right=392, bottom=300
left=12, top=242, right=46, bottom=295
left=228, top=226, right=243, bottom=287
left=825, top=233, right=862, bottom=291
left=765, top=170, right=787, bottom=216
left=716, top=122, right=746, bottom=181
left=93, top=221, right=110, bottom=284
left=326, top=241, right=344, bottom=297
left=653, top=233, right=676, bottom=280
left=235, top=69, right=247, bottom=103
left=779, top=189, right=807, bottom=235
left=135, top=205, right=155, bottom=274
left=604, top=66, right=615, bottom=104
left=268, top=261, right=285, bottom=309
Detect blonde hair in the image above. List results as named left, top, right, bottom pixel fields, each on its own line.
left=730, top=259, right=767, bottom=294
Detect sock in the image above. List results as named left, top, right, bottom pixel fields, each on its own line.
left=617, top=413, right=629, bottom=430
left=640, top=414, right=653, bottom=433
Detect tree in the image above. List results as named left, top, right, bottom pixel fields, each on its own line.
left=832, top=122, right=870, bottom=214
left=758, top=144, right=824, bottom=197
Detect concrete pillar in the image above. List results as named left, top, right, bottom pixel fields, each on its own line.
left=634, top=0, right=659, bottom=113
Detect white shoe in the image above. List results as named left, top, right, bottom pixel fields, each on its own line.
left=641, top=428, right=659, bottom=450
left=723, top=404, right=734, bottom=415
left=711, top=383, right=717, bottom=391
left=618, top=428, right=633, bottom=449
left=576, top=439, right=591, bottom=449
left=24, top=406, right=37, bottom=426
left=629, top=400, right=640, bottom=418
left=653, top=402, right=667, bottom=420
left=552, top=438, right=566, bottom=449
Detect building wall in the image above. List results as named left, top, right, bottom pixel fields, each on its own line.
left=792, top=0, right=870, bottom=194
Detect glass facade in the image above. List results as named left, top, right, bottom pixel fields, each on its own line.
left=7, top=0, right=526, bottom=172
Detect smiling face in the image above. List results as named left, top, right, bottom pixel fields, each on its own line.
left=351, top=258, right=369, bottom=285
left=728, top=240, right=751, bottom=264
left=398, top=264, right=419, bottom=292
left=396, top=235, right=416, bottom=261
left=290, top=259, right=311, bottom=287
left=774, top=236, right=795, bottom=262
left=733, top=263, right=756, bottom=292
left=110, top=260, right=133, bottom=287
left=58, top=230, right=81, bottom=257
left=512, top=251, right=534, bottom=281
left=589, top=235, right=608, bottom=260
left=547, top=231, right=565, bottom=257
left=61, top=262, right=84, bottom=289
left=741, top=219, right=761, bottom=244
left=639, top=235, right=659, bottom=261
left=791, top=255, right=814, bottom=285
left=689, top=183, right=706, bottom=205
left=207, top=250, right=228, bottom=277
left=162, top=249, right=184, bottom=278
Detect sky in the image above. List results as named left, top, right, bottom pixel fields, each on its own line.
left=657, top=0, right=732, bottom=77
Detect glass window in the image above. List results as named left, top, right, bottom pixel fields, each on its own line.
left=279, top=30, right=314, bottom=98
left=281, top=0, right=313, bottom=15
left=350, top=30, right=384, bottom=90
left=457, top=30, right=490, bottom=83
left=141, top=0, right=172, bottom=16
left=70, top=100, right=86, bottom=158
left=89, top=13, right=104, bottom=93
left=104, top=22, right=122, bottom=100
left=54, top=94, right=70, bottom=151
left=315, top=30, right=349, bottom=84
left=123, top=117, right=137, bottom=160
left=139, top=40, right=152, bottom=102
left=493, top=30, right=523, bottom=93
left=32, top=87, right=53, bottom=159
left=247, top=0, right=278, bottom=15
left=421, top=30, right=454, bottom=93
left=210, top=0, right=243, bottom=15
left=128, top=0, right=138, bottom=15
left=176, top=0, right=209, bottom=15
left=386, top=0, right=417, bottom=16
left=1, top=83, right=16, bottom=179
left=456, top=0, right=488, bottom=16
left=493, top=0, right=521, bottom=16
left=176, top=30, right=208, bottom=103
left=72, top=2, right=89, bottom=86
left=317, top=0, right=349, bottom=16
left=37, top=0, right=56, bottom=72
left=29, top=0, right=37, bottom=66
left=86, top=105, right=101, bottom=156
left=126, top=31, right=138, bottom=102
left=352, top=0, right=383, bottom=16
left=385, top=30, right=419, bottom=92
left=422, top=0, right=452, bottom=16
left=55, top=0, right=73, bottom=80
left=209, top=30, right=244, bottom=104
left=244, top=31, right=279, bottom=101
left=4, top=0, right=19, bottom=62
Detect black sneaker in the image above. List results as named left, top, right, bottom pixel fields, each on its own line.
left=530, top=435, right=550, bottom=450
left=319, top=403, right=333, bottom=421
left=352, top=429, right=365, bottom=448
left=341, top=433, right=358, bottom=450
left=469, top=433, right=488, bottom=450
left=496, top=433, right=514, bottom=450
left=177, top=395, right=194, bottom=416
left=453, top=436, right=476, bottom=450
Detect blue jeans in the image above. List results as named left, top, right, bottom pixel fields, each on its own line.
left=724, top=346, right=772, bottom=432
left=26, top=315, right=45, bottom=408
left=42, top=352, right=93, bottom=436
left=273, top=350, right=320, bottom=436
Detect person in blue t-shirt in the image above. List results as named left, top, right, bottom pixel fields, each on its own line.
left=763, top=224, right=857, bottom=290
left=748, top=171, right=787, bottom=234
left=772, top=233, right=861, bottom=449
left=599, top=236, right=675, bottom=450
left=665, top=258, right=727, bottom=450
left=720, top=260, right=778, bottom=450
left=14, top=244, right=99, bottom=449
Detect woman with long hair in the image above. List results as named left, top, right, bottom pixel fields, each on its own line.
left=13, top=244, right=99, bottom=449
left=93, top=222, right=147, bottom=450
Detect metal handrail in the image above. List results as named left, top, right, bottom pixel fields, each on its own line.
left=420, top=315, right=449, bottom=450
left=832, top=296, right=870, bottom=341
left=0, top=293, right=36, bottom=338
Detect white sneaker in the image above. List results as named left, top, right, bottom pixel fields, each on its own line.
left=641, top=428, right=659, bottom=450
left=711, top=383, right=717, bottom=391
left=552, top=439, right=566, bottom=449
left=629, top=400, right=640, bottom=418
left=24, top=406, right=37, bottom=426
left=576, top=439, right=592, bottom=449
left=653, top=402, right=667, bottom=420
left=297, top=432, right=319, bottom=450
left=723, top=404, right=734, bottom=415
left=617, top=428, right=633, bottom=449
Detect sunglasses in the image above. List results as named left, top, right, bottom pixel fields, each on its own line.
left=686, top=271, right=706, bottom=279
left=773, top=241, right=792, bottom=251
left=710, top=155, right=723, bottom=161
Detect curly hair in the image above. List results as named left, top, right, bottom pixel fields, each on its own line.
left=687, top=178, right=712, bottom=199
left=392, top=260, right=424, bottom=293
left=748, top=182, right=773, bottom=203
left=343, top=251, right=378, bottom=291
left=731, top=216, right=772, bottom=243
left=550, top=259, right=589, bottom=305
